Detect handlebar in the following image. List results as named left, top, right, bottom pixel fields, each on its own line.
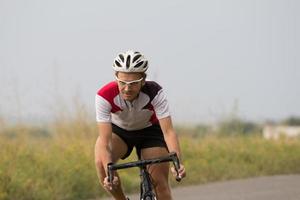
left=107, top=152, right=182, bottom=183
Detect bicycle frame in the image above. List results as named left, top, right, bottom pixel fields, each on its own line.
left=107, top=152, right=181, bottom=200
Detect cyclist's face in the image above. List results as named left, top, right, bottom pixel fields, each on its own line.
left=116, top=72, right=145, bottom=101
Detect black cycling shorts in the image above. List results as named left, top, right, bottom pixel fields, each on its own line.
left=112, top=123, right=168, bottom=159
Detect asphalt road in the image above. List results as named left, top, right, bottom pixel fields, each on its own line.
left=103, top=174, right=300, bottom=200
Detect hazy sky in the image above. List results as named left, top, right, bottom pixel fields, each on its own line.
left=1, top=0, right=300, bottom=124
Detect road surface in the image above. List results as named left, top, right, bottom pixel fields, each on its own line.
left=102, top=174, right=300, bottom=200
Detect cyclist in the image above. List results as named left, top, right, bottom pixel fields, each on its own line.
left=95, top=50, right=186, bottom=200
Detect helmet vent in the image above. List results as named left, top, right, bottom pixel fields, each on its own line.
left=126, top=55, right=131, bottom=69
left=143, top=61, right=148, bottom=68
left=119, top=54, right=124, bottom=62
left=134, top=61, right=144, bottom=68
left=115, top=60, right=122, bottom=67
left=132, top=54, right=142, bottom=63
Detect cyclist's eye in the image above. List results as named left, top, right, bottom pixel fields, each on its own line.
left=119, top=81, right=126, bottom=86
left=130, top=82, right=139, bottom=86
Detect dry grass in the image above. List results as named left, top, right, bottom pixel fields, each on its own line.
left=1, top=122, right=300, bottom=200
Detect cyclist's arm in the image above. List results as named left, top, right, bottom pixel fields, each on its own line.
left=159, top=116, right=182, bottom=161
left=159, top=116, right=186, bottom=179
left=95, top=93, right=113, bottom=170
left=96, top=122, right=113, bottom=173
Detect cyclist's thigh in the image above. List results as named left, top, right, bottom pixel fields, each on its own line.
left=94, top=133, right=128, bottom=163
left=95, top=134, right=128, bottom=183
left=140, top=147, right=170, bottom=179
left=111, top=132, right=128, bottom=162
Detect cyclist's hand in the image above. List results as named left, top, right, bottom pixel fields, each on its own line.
left=103, top=176, right=119, bottom=191
left=171, top=164, right=186, bottom=180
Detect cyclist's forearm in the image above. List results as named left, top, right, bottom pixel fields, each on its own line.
left=99, top=144, right=113, bottom=171
left=96, top=122, right=114, bottom=172
left=165, top=133, right=182, bottom=161
left=159, top=117, right=183, bottom=161
left=95, top=140, right=113, bottom=175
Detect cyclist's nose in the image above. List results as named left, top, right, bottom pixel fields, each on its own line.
left=124, top=84, right=131, bottom=91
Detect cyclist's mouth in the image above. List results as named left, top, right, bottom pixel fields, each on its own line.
left=123, top=93, right=133, bottom=98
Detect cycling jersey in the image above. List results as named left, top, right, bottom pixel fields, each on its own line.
left=95, top=81, right=170, bottom=131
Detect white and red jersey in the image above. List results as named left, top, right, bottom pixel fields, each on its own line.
left=95, top=81, right=170, bottom=131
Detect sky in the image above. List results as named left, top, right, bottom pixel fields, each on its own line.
left=1, top=0, right=300, bottom=125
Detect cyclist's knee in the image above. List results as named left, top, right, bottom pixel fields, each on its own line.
left=154, top=181, right=171, bottom=199
left=157, top=182, right=170, bottom=191
left=152, top=175, right=170, bottom=190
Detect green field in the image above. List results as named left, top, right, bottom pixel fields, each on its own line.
left=1, top=122, right=300, bottom=200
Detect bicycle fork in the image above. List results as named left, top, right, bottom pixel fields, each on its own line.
left=139, top=166, right=157, bottom=200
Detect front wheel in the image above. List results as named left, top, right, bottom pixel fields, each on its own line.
left=141, top=192, right=156, bottom=200
left=144, top=196, right=156, bottom=200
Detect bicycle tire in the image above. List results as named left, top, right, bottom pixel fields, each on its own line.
left=144, top=197, right=153, bottom=200
left=140, top=184, right=157, bottom=200
left=144, top=196, right=156, bottom=200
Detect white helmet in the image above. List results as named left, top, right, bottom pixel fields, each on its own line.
left=112, top=50, right=148, bottom=72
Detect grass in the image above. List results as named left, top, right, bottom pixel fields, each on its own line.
left=1, top=123, right=300, bottom=200
left=179, top=135, right=300, bottom=185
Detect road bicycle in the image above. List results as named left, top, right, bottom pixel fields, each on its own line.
left=107, top=152, right=181, bottom=200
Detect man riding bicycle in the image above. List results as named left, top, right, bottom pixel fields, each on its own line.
left=95, top=50, right=186, bottom=200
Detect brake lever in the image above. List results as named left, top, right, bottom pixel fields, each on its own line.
left=107, top=163, right=114, bottom=183
left=170, top=152, right=182, bottom=182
